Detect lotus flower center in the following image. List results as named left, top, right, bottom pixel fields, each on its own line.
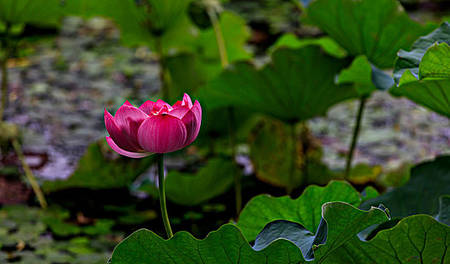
left=152, top=105, right=173, bottom=115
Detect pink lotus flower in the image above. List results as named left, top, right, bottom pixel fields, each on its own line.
left=104, top=94, right=201, bottom=157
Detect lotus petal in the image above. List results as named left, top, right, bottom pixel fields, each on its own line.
left=106, top=136, right=151, bottom=158
left=137, top=115, right=188, bottom=153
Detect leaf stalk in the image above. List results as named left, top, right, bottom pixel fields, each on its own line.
left=206, top=3, right=242, bottom=215
left=12, top=139, right=48, bottom=209
left=345, top=96, right=368, bottom=178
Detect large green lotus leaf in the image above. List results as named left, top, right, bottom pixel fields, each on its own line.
left=62, top=0, right=197, bottom=52
left=138, top=157, right=238, bottom=206
left=62, top=0, right=151, bottom=45
left=337, top=55, right=394, bottom=96
left=237, top=181, right=370, bottom=241
left=43, top=141, right=155, bottom=192
left=166, top=11, right=252, bottom=99
left=305, top=0, right=433, bottom=69
left=248, top=116, right=334, bottom=189
left=200, top=46, right=359, bottom=123
left=393, top=22, right=450, bottom=82
left=350, top=214, right=450, bottom=264
left=195, top=11, right=251, bottom=63
left=260, top=203, right=449, bottom=263
left=109, top=201, right=450, bottom=263
left=361, top=155, right=450, bottom=218
left=391, top=23, right=450, bottom=117
left=109, top=224, right=305, bottom=264
left=420, top=42, right=450, bottom=79
left=0, top=0, right=62, bottom=26
left=269, top=33, right=348, bottom=58
left=165, top=53, right=213, bottom=99
left=391, top=70, right=450, bottom=118
left=308, top=202, right=390, bottom=262
left=165, top=158, right=237, bottom=206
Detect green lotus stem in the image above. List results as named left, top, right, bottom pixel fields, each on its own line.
left=155, top=37, right=170, bottom=101
left=12, top=139, right=48, bottom=209
left=344, top=96, right=368, bottom=178
left=228, top=107, right=242, bottom=215
left=0, top=23, right=11, bottom=121
left=287, top=123, right=297, bottom=194
left=157, top=153, right=173, bottom=238
left=206, top=4, right=242, bottom=215
left=207, top=5, right=229, bottom=68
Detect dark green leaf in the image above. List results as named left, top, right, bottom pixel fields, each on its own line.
left=139, top=158, right=237, bottom=206
left=194, top=11, right=251, bottom=63
left=0, top=0, right=62, bottom=26
left=269, top=34, right=347, bottom=58
left=353, top=214, right=449, bottom=263
left=361, top=155, right=450, bottom=217
left=419, top=42, right=450, bottom=79
left=337, top=56, right=375, bottom=95
left=393, top=22, right=450, bottom=82
left=391, top=70, right=450, bottom=118
left=237, top=181, right=365, bottom=241
left=248, top=117, right=333, bottom=189
left=165, top=158, right=236, bottom=206
left=305, top=0, right=433, bottom=68
left=63, top=0, right=197, bottom=51
left=312, top=202, right=389, bottom=262
left=166, top=11, right=252, bottom=100
left=268, top=203, right=449, bottom=263
left=391, top=23, right=450, bottom=117
left=343, top=163, right=382, bottom=185
left=200, top=46, right=358, bottom=123
left=109, top=201, right=450, bottom=263
left=109, top=224, right=305, bottom=264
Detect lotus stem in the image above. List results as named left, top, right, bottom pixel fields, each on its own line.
left=344, top=96, right=368, bottom=178
left=12, top=139, right=48, bottom=209
left=157, top=153, right=173, bottom=238
left=207, top=4, right=229, bottom=68
left=206, top=4, right=242, bottom=215
left=228, top=107, right=242, bottom=215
